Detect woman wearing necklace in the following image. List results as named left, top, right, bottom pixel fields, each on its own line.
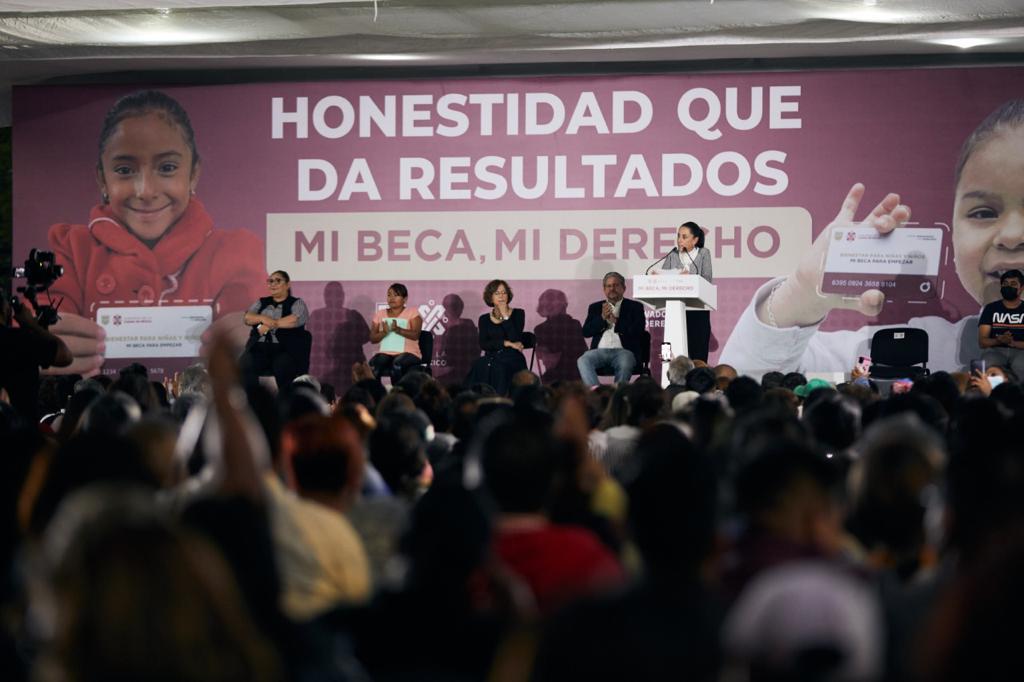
left=467, top=279, right=527, bottom=396
left=241, top=270, right=310, bottom=390
left=368, top=282, right=423, bottom=384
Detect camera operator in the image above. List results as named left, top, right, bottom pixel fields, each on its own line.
left=0, top=290, right=73, bottom=422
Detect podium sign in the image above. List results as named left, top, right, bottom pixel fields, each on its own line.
left=633, top=274, right=718, bottom=387
left=633, top=274, right=717, bottom=311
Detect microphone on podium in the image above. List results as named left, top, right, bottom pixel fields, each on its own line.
left=644, top=247, right=678, bottom=275
left=682, top=245, right=699, bottom=274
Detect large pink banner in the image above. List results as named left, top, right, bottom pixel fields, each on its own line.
left=13, top=67, right=1024, bottom=385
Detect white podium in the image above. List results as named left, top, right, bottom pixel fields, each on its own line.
left=633, top=274, right=717, bottom=387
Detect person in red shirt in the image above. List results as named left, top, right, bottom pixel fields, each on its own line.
left=45, top=90, right=264, bottom=376
left=480, top=409, right=625, bottom=614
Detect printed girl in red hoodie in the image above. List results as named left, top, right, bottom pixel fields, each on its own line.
left=46, top=90, right=264, bottom=375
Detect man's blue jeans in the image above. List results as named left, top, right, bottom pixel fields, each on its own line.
left=577, top=348, right=636, bottom=387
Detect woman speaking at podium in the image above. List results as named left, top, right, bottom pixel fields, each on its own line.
left=661, top=221, right=713, bottom=362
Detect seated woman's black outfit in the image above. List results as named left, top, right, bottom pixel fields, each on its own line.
left=241, top=294, right=310, bottom=390
left=466, top=308, right=527, bottom=396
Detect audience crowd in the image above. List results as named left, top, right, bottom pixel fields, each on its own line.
left=1, top=337, right=1021, bottom=682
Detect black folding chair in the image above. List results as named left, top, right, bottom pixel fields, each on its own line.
left=869, top=327, right=929, bottom=380
left=416, top=330, right=434, bottom=375
left=521, top=331, right=537, bottom=372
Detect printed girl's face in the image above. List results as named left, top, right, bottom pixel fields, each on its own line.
left=677, top=226, right=698, bottom=252
left=97, top=112, right=200, bottom=245
left=386, top=288, right=406, bottom=308
left=953, top=125, right=1024, bottom=305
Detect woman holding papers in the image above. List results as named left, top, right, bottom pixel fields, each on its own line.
left=662, top=221, right=713, bottom=362
left=368, top=283, right=423, bottom=384
left=467, top=279, right=527, bottom=395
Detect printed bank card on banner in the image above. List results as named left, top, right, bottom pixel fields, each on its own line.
left=820, top=226, right=945, bottom=300
left=96, top=305, right=212, bottom=358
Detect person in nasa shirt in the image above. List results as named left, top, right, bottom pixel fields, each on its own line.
left=978, top=269, right=1024, bottom=378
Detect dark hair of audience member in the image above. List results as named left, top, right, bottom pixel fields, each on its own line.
left=451, top=391, right=481, bottom=442
left=622, top=423, right=717, bottom=579
left=78, top=392, right=142, bottom=437
left=369, top=413, right=428, bottom=499
left=847, top=414, right=944, bottom=580
left=396, top=368, right=431, bottom=398
left=686, top=394, right=735, bottom=458
left=685, top=366, right=717, bottom=395
left=0, top=421, right=50, bottom=592
left=340, top=385, right=375, bottom=414
left=245, top=384, right=283, bottom=464
left=990, top=380, right=1024, bottom=415
left=781, top=372, right=808, bottom=391
left=876, top=391, right=949, bottom=437
left=479, top=410, right=559, bottom=515
left=802, top=391, right=861, bottom=455
left=836, top=381, right=879, bottom=410
left=760, top=371, right=785, bottom=390
left=734, top=436, right=842, bottom=522
left=355, top=377, right=387, bottom=405
left=37, top=375, right=76, bottom=420
left=626, top=378, right=667, bottom=426
left=125, top=415, right=182, bottom=488
left=118, top=361, right=149, bottom=378
left=909, top=371, right=961, bottom=420
left=281, top=386, right=330, bottom=421
left=170, top=392, right=204, bottom=424
left=109, top=371, right=154, bottom=409
left=760, top=387, right=799, bottom=416
left=375, top=390, right=416, bottom=419
left=46, top=498, right=281, bottom=682
left=600, top=378, right=664, bottom=431
left=413, top=378, right=453, bottom=434
left=510, top=382, right=552, bottom=414
left=92, top=374, right=113, bottom=391
left=600, top=383, right=631, bottom=429
left=150, top=379, right=170, bottom=409
left=945, top=398, right=1024, bottom=562
left=400, top=480, right=495, bottom=594
left=724, top=376, right=763, bottom=414
left=109, top=372, right=159, bottom=413
left=319, top=382, right=336, bottom=405
left=29, top=433, right=159, bottom=536
left=918, top=526, right=1024, bottom=682
left=55, top=387, right=103, bottom=442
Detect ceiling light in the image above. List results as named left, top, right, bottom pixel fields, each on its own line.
left=114, top=28, right=222, bottom=45
left=353, top=54, right=429, bottom=61
left=930, top=37, right=1000, bottom=49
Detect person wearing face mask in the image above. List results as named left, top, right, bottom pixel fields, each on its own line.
left=978, top=269, right=1024, bottom=379
left=969, top=365, right=1016, bottom=395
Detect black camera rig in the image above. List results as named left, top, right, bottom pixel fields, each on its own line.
left=11, top=248, right=64, bottom=327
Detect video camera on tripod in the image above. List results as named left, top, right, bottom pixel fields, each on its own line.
left=10, top=248, right=64, bottom=327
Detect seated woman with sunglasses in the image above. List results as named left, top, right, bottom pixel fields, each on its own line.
left=241, top=270, right=310, bottom=390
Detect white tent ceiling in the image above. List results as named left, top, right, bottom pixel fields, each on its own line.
left=1, top=0, right=1024, bottom=125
